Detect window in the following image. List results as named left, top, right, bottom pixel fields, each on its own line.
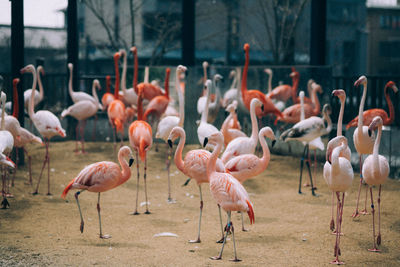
left=143, top=12, right=181, bottom=42
left=379, top=41, right=400, bottom=57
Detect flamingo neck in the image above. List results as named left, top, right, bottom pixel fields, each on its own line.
left=137, top=90, right=143, bottom=121
left=241, top=50, right=249, bottom=98
left=331, top=144, right=342, bottom=172
left=92, top=83, right=101, bottom=109
left=144, top=66, right=149, bottom=84
left=230, top=73, right=237, bottom=89
left=373, top=125, right=382, bottom=172
left=358, top=82, right=367, bottom=129
left=267, top=71, right=272, bottom=94
left=164, top=68, right=170, bottom=99
left=311, top=87, right=320, bottom=115
left=249, top=101, right=259, bottom=143
left=117, top=153, right=131, bottom=186
left=235, top=68, right=242, bottom=98
left=384, top=84, right=395, bottom=124
left=133, top=51, right=138, bottom=90
left=176, top=71, right=185, bottom=127
left=300, top=93, right=305, bottom=121
left=29, top=68, right=37, bottom=119
left=220, top=112, right=233, bottom=135
left=337, top=97, right=345, bottom=136
left=259, top=131, right=271, bottom=168
left=12, top=82, right=19, bottom=118
left=121, top=51, right=127, bottom=92
left=200, top=87, right=210, bottom=123
left=207, top=137, right=223, bottom=177
left=114, top=58, right=120, bottom=99
left=173, top=128, right=185, bottom=173
left=203, top=65, right=207, bottom=84
left=68, top=65, right=74, bottom=99
left=1, top=94, right=5, bottom=130
left=323, top=109, right=333, bottom=134
left=37, top=69, right=44, bottom=101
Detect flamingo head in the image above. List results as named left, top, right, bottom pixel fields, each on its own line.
left=37, top=65, right=45, bottom=76
left=311, top=82, right=323, bottom=94
left=202, top=61, right=208, bottom=69
left=243, top=43, right=250, bottom=53
left=0, top=154, right=15, bottom=169
left=289, top=71, right=299, bottom=79
left=13, top=78, right=20, bottom=87
left=130, top=46, right=137, bottom=55
left=386, top=81, right=398, bottom=93
left=225, top=101, right=237, bottom=113
left=204, top=131, right=223, bottom=148
left=354, top=75, right=367, bottom=87
left=229, top=69, right=236, bottom=78
left=93, top=79, right=101, bottom=90
left=213, top=74, right=223, bottom=82
left=67, top=63, right=73, bottom=70
left=260, top=126, right=276, bottom=147
left=264, top=68, right=272, bottom=75
left=299, top=90, right=305, bottom=99
left=368, top=116, right=383, bottom=137
left=322, top=103, right=332, bottom=116
left=326, top=136, right=347, bottom=163
left=332, top=89, right=346, bottom=102
left=167, top=126, right=184, bottom=148
left=177, top=65, right=187, bottom=75
left=113, top=52, right=121, bottom=62
left=119, top=146, right=134, bottom=166
left=20, top=64, right=35, bottom=74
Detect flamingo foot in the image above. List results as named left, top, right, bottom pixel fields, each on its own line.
left=360, top=209, right=369, bottom=215
left=330, top=260, right=344, bottom=265
left=189, top=238, right=201, bottom=243
left=377, top=234, right=381, bottom=246
left=216, top=237, right=225, bottom=243
left=80, top=221, right=84, bottom=233
left=144, top=210, right=151, bottom=214
left=32, top=191, right=39, bottom=195
left=210, top=256, right=222, bottom=260
left=331, top=231, right=344, bottom=236
left=303, top=183, right=310, bottom=187
left=1, top=198, right=10, bottom=209
left=330, top=219, right=335, bottom=231
left=100, top=234, right=112, bottom=239
left=167, top=198, right=176, bottom=204
left=298, top=190, right=303, bottom=195
left=368, top=248, right=380, bottom=252
left=230, top=258, right=242, bottom=262
left=242, top=227, right=249, bottom=232
left=130, top=211, right=140, bottom=215
left=46, top=193, right=52, bottom=196
left=351, top=210, right=360, bottom=218
left=5, top=193, right=14, bottom=198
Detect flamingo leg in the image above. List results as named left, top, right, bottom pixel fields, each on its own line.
left=97, top=193, right=111, bottom=239
left=33, top=139, right=49, bottom=195
left=304, top=145, right=316, bottom=196
left=377, top=185, right=382, bottom=246
left=189, top=185, right=203, bottom=243
left=330, top=192, right=342, bottom=264
left=361, top=184, right=369, bottom=215
left=352, top=155, right=363, bottom=218
left=313, top=149, right=317, bottom=189
left=47, top=141, right=51, bottom=195
left=330, top=191, right=335, bottom=231
left=75, top=190, right=85, bottom=233
left=230, top=215, right=241, bottom=262
left=211, top=211, right=231, bottom=260
left=298, top=145, right=307, bottom=194
left=166, top=144, right=173, bottom=203
left=132, top=150, right=140, bottom=215
left=112, top=124, right=117, bottom=154
left=143, top=157, right=150, bottom=214
left=1, top=166, right=10, bottom=209
left=216, top=204, right=225, bottom=243
left=368, top=186, right=380, bottom=252
left=241, top=212, right=248, bottom=232
left=23, top=147, right=32, bottom=185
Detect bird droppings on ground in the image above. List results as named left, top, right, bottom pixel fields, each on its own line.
left=153, top=232, right=179, bottom=238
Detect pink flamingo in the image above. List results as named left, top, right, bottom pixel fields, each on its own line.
left=362, top=116, right=389, bottom=252
left=351, top=76, right=375, bottom=218
left=101, top=75, right=115, bottom=111
left=61, top=79, right=102, bottom=153
left=128, top=85, right=153, bottom=214
left=221, top=98, right=263, bottom=163
left=23, top=65, right=44, bottom=111
left=168, top=126, right=225, bottom=243
left=120, top=48, right=138, bottom=106
left=220, top=100, right=246, bottom=146
left=267, top=68, right=299, bottom=103
left=61, top=146, right=134, bottom=239
left=68, top=63, right=100, bottom=105
left=204, top=131, right=255, bottom=262
left=21, top=64, right=66, bottom=195
left=323, top=137, right=354, bottom=264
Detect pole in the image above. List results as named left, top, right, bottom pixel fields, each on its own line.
left=182, top=0, right=195, bottom=66
left=310, top=0, right=326, bottom=65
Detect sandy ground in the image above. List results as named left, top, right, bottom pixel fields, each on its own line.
left=1, top=140, right=400, bottom=266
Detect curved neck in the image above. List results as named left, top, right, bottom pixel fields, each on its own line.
left=291, top=75, right=299, bottom=103
left=1, top=95, right=5, bottom=130
left=29, top=68, right=37, bottom=119
left=358, top=82, right=367, bottom=129
left=173, top=128, right=185, bottom=172
left=230, top=73, right=237, bottom=89
left=117, top=153, right=131, bottom=186
left=267, top=71, right=272, bottom=93
left=220, top=112, right=233, bottom=134
left=121, top=51, right=127, bottom=92
left=144, top=66, right=149, bottom=83
left=207, top=137, right=223, bottom=177
left=241, top=50, right=249, bottom=96
left=137, top=90, right=143, bottom=120
left=259, top=132, right=271, bottom=166
left=373, top=125, right=382, bottom=172
left=133, top=51, right=138, bottom=90
left=331, top=145, right=342, bottom=171
left=300, top=93, right=305, bottom=121
left=384, top=84, right=395, bottom=124
left=311, top=87, right=320, bottom=115
left=324, top=109, right=333, bottom=134
left=37, top=69, right=44, bottom=100
left=12, top=82, right=19, bottom=118
left=114, top=58, right=120, bottom=99
left=200, top=87, right=210, bottom=123
left=337, top=97, right=345, bottom=136
left=92, top=83, right=101, bottom=108
left=176, top=70, right=185, bottom=126
left=249, top=102, right=259, bottom=142
left=68, top=65, right=74, bottom=98
left=164, top=69, right=170, bottom=99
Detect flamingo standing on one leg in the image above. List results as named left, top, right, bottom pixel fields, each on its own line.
left=323, top=138, right=354, bottom=265
left=351, top=76, right=375, bottom=218
left=107, top=52, right=127, bottom=151
left=280, top=104, right=332, bottom=196
left=128, top=86, right=153, bottom=214
left=362, top=116, right=389, bottom=252
left=168, top=126, right=226, bottom=243
left=61, top=79, right=102, bottom=153
left=101, top=75, right=115, bottom=111
left=21, top=64, right=66, bottom=195
left=204, top=132, right=255, bottom=262
left=61, top=146, right=134, bottom=239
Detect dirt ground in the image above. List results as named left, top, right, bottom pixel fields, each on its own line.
left=1, top=140, right=400, bottom=266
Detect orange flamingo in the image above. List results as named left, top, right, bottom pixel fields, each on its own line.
left=267, top=68, right=299, bottom=103
left=346, top=81, right=398, bottom=129
left=241, top=43, right=282, bottom=119
left=128, top=85, right=153, bottom=214
left=61, top=146, right=134, bottom=239
left=220, top=100, right=246, bottom=146
left=168, top=126, right=225, bottom=243
left=205, top=132, right=255, bottom=261
left=101, top=75, right=115, bottom=111
left=107, top=52, right=126, bottom=150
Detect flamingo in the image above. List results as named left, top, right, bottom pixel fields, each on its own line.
left=196, top=61, right=209, bottom=114
left=205, top=74, right=222, bottom=124
left=120, top=48, right=139, bottom=106
left=156, top=65, right=187, bottom=202
left=221, top=98, right=263, bottom=163
left=167, top=126, right=226, bottom=243
left=204, top=131, right=255, bottom=262
left=61, top=146, right=134, bottom=239
left=222, top=68, right=239, bottom=108
left=197, top=80, right=219, bottom=150
left=241, top=43, right=282, bottom=119
left=107, top=52, right=126, bottom=151
left=0, top=90, right=15, bottom=209
left=21, top=64, right=66, bottom=195
left=128, top=85, right=153, bottom=214
left=23, top=65, right=44, bottom=111
left=323, top=138, right=354, bottom=264
left=101, top=75, right=115, bottom=111
left=264, top=68, right=285, bottom=112
left=61, top=79, right=102, bottom=153
left=280, top=104, right=332, bottom=196
left=267, top=68, right=299, bottom=103
left=346, top=81, right=398, bottom=129
left=220, top=100, right=246, bottom=146
left=67, top=63, right=100, bottom=105
left=362, top=116, right=389, bottom=252
left=351, top=76, right=375, bottom=218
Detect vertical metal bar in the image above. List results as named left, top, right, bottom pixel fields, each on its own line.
left=182, top=0, right=195, bottom=66
left=11, top=0, right=25, bottom=165
left=310, top=0, right=326, bottom=66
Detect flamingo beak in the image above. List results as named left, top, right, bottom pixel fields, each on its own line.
left=167, top=139, right=173, bottom=148
left=368, top=129, right=372, bottom=137
left=261, top=105, right=264, bottom=112
left=129, top=158, right=134, bottom=167
left=271, top=140, right=276, bottom=148
left=203, top=137, right=208, bottom=148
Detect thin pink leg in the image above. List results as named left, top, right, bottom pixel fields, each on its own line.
left=330, top=192, right=344, bottom=265
left=352, top=155, right=363, bottom=218
left=377, top=185, right=382, bottom=246
left=33, top=140, right=49, bottom=195
left=330, top=192, right=335, bottom=231
left=47, top=140, right=51, bottom=195
left=313, top=149, right=317, bottom=189
left=360, top=184, right=369, bottom=215
left=368, top=186, right=380, bottom=252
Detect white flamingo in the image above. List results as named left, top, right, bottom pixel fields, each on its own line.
left=67, top=63, right=100, bottom=107
left=120, top=48, right=139, bottom=106
left=206, top=74, right=222, bottom=124
left=23, top=65, right=44, bottom=111
left=21, top=64, right=66, bottom=196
